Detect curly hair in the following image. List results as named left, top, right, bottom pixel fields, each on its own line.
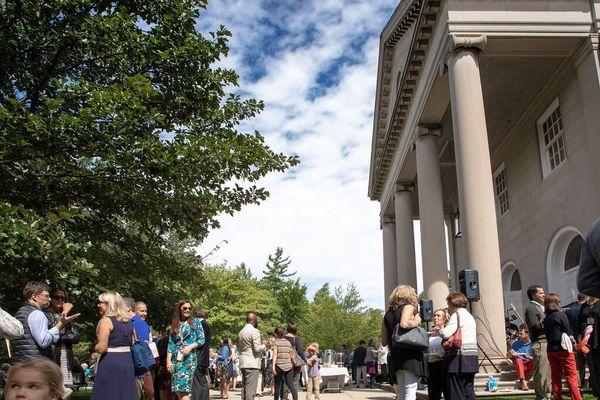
left=387, top=285, right=418, bottom=310
left=434, top=308, right=450, bottom=325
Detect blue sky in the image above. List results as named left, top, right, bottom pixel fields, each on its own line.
left=197, top=0, right=403, bottom=309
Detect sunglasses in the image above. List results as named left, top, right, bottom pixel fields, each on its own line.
left=97, top=300, right=108, bottom=305
left=181, top=307, right=191, bottom=311
left=53, top=296, right=67, bottom=301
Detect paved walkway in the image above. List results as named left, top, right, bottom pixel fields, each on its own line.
left=209, top=388, right=395, bottom=400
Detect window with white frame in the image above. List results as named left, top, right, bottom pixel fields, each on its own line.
left=537, top=98, right=566, bottom=177
left=493, top=163, right=509, bottom=216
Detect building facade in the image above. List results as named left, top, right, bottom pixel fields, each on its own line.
left=368, top=0, right=600, bottom=355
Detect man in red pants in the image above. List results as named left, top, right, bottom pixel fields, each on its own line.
left=509, top=325, right=534, bottom=390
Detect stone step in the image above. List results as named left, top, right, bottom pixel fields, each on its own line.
left=416, top=387, right=590, bottom=399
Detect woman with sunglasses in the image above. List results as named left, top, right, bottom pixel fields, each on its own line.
left=46, top=288, right=81, bottom=389
left=167, top=299, right=205, bottom=400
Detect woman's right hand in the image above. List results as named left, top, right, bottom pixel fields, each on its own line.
left=414, top=313, right=422, bottom=325
left=272, top=367, right=277, bottom=376
left=167, top=361, right=174, bottom=373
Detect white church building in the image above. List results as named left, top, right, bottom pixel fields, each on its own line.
left=368, top=0, right=600, bottom=355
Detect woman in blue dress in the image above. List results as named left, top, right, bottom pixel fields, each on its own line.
left=167, top=299, right=205, bottom=400
left=91, top=291, right=137, bottom=400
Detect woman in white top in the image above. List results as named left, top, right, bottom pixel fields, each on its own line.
left=435, top=292, right=478, bottom=400
left=427, top=308, right=449, bottom=400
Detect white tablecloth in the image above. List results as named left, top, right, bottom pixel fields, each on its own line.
left=318, top=366, right=349, bottom=391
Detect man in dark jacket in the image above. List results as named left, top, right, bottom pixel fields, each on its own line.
left=525, top=285, right=551, bottom=400
left=353, top=340, right=367, bottom=388
left=565, top=293, right=588, bottom=386
left=192, top=309, right=212, bottom=400
left=11, top=281, right=79, bottom=364
left=578, top=219, right=600, bottom=298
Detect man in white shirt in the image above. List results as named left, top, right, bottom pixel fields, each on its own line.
left=10, top=281, right=79, bottom=364
left=238, top=312, right=266, bottom=400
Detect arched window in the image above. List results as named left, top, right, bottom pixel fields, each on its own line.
left=547, top=226, right=584, bottom=305
left=564, top=236, right=583, bottom=271
left=510, top=269, right=522, bottom=291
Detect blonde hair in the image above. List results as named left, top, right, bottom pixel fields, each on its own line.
left=388, top=285, right=418, bottom=310
left=99, top=291, right=130, bottom=322
left=6, top=357, right=64, bottom=400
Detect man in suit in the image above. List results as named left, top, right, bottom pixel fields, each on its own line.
left=192, top=309, right=212, bottom=400
left=238, top=312, right=266, bottom=400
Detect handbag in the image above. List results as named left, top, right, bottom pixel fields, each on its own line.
left=131, top=341, right=156, bottom=375
left=442, top=311, right=462, bottom=350
left=392, top=324, right=429, bottom=350
left=292, top=337, right=306, bottom=367
left=290, top=346, right=299, bottom=367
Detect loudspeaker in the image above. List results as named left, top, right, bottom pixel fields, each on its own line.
left=459, top=268, right=480, bottom=301
left=420, top=299, right=433, bottom=322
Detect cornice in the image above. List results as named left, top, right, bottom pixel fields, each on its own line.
left=370, top=0, right=442, bottom=200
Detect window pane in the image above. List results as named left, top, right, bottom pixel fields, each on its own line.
left=564, top=236, right=584, bottom=271
left=510, top=270, right=522, bottom=291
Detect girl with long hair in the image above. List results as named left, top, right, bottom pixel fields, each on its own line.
left=543, top=293, right=582, bottom=400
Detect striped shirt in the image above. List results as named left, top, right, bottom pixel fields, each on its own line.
left=274, top=338, right=293, bottom=371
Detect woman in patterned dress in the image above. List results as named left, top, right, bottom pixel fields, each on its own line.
left=167, top=299, right=205, bottom=400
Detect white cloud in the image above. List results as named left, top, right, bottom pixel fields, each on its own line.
left=198, top=0, right=400, bottom=309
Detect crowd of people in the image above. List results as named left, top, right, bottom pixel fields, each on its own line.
left=1, top=220, right=599, bottom=400
left=0, top=282, right=325, bottom=400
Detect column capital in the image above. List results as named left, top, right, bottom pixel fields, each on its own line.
left=380, top=216, right=395, bottom=228
left=416, top=124, right=442, bottom=143
left=449, top=34, right=487, bottom=54
left=395, top=182, right=415, bottom=194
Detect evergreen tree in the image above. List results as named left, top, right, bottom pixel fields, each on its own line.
left=261, top=247, right=309, bottom=325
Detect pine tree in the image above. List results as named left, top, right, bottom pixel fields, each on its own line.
left=261, top=247, right=309, bottom=324
left=262, top=247, right=295, bottom=294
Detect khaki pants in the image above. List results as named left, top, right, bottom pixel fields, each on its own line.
left=532, top=340, right=551, bottom=400
left=305, top=376, right=321, bottom=400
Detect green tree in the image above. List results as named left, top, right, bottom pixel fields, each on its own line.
left=261, top=247, right=309, bottom=325
left=301, top=283, right=382, bottom=350
left=0, top=0, right=297, bottom=318
left=192, top=264, right=280, bottom=341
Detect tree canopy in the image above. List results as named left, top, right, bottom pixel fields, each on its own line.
left=0, top=0, right=297, bottom=315
left=301, top=283, right=382, bottom=350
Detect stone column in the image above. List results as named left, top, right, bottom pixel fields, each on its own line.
left=394, top=184, right=417, bottom=288
left=447, top=34, right=506, bottom=356
left=381, top=217, right=398, bottom=305
left=415, top=126, right=449, bottom=309
left=445, top=215, right=458, bottom=292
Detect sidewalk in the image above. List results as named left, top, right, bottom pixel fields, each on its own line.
left=209, top=387, right=396, bottom=400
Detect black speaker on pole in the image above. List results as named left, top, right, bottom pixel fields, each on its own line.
left=459, top=268, right=480, bottom=301
left=420, top=299, right=433, bottom=322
